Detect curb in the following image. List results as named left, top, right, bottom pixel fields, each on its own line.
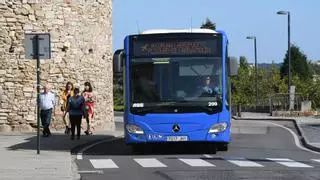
left=114, top=111, right=124, bottom=117
left=232, top=116, right=320, bottom=153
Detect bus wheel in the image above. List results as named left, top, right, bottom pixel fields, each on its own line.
left=217, top=143, right=228, bottom=151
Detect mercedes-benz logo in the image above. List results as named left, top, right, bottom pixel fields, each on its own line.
left=172, top=124, right=180, bottom=133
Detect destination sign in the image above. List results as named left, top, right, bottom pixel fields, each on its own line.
left=132, top=37, right=221, bottom=57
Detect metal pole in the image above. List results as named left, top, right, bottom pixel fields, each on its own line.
left=288, top=12, right=291, bottom=92
left=288, top=12, right=292, bottom=110
left=36, top=35, right=40, bottom=154
left=254, top=37, right=258, bottom=109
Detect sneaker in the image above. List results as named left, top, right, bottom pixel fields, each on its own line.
left=85, top=130, right=92, bottom=135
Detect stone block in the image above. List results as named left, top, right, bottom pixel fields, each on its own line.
left=3, top=12, right=14, bottom=18
left=0, top=109, right=10, bottom=113
left=25, top=114, right=34, bottom=121
left=4, top=82, right=14, bottom=86
left=0, top=124, right=11, bottom=132
left=0, top=119, right=7, bottom=124
left=6, top=18, right=17, bottom=22
left=23, top=87, right=33, bottom=92
left=35, top=10, right=44, bottom=17
left=9, top=31, right=15, bottom=37
left=45, top=11, right=55, bottom=19
left=0, top=113, right=8, bottom=117
left=0, top=70, right=6, bottom=75
left=28, top=14, right=36, bottom=21
left=53, top=19, right=64, bottom=25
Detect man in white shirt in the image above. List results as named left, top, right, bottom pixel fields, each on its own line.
left=39, top=84, right=56, bottom=137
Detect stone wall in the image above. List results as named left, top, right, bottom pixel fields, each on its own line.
left=0, top=0, right=114, bottom=132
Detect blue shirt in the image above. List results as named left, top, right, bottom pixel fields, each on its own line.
left=39, top=92, right=56, bottom=110
left=67, top=95, right=85, bottom=116
left=202, top=86, right=219, bottom=94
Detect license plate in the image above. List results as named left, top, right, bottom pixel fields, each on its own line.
left=166, top=136, right=188, bottom=142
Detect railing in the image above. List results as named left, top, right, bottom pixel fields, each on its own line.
left=232, top=93, right=306, bottom=117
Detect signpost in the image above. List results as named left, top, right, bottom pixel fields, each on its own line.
left=24, top=33, right=51, bottom=154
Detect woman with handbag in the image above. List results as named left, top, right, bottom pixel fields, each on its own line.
left=60, top=81, right=74, bottom=134
left=82, top=82, right=95, bottom=135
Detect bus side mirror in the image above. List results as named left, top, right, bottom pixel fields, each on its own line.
left=229, top=57, right=238, bottom=76
left=113, top=49, right=124, bottom=76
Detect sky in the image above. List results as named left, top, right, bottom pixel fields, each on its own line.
left=112, top=0, right=320, bottom=64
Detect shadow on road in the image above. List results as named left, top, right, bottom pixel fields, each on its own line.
left=6, top=133, right=114, bottom=152
left=82, top=137, right=219, bottom=156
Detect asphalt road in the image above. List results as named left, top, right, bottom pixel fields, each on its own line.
left=75, top=120, right=320, bottom=180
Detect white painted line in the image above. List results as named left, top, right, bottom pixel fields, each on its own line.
left=311, top=159, right=320, bottom=163
left=267, top=158, right=313, bottom=168
left=90, top=159, right=119, bottom=169
left=179, top=158, right=215, bottom=167
left=78, top=170, right=104, bottom=174
left=134, top=158, right=167, bottom=168
left=77, top=154, right=83, bottom=160
left=226, top=158, right=264, bottom=167
left=203, top=154, right=213, bottom=158
left=258, top=121, right=320, bottom=155
left=76, top=137, right=122, bottom=160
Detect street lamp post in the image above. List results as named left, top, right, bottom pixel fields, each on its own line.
left=277, top=10, right=291, bottom=101
left=246, top=36, right=258, bottom=109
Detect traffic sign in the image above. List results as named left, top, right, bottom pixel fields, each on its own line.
left=24, top=33, right=51, bottom=59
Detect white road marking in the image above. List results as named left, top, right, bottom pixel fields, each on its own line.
left=77, top=154, right=83, bottom=160
left=76, top=137, right=122, bottom=160
left=134, top=158, right=167, bottom=168
left=203, top=154, right=213, bottom=158
left=312, top=159, right=320, bottom=163
left=179, top=158, right=215, bottom=167
left=226, top=158, right=264, bottom=167
left=257, top=121, right=320, bottom=155
left=90, top=159, right=119, bottom=169
left=78, top=170, right=104, bottom=174
left=267, top=158, right=313, bottom=168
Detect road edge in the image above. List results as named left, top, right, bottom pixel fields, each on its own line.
left=232, top=116, right=320, bottom=153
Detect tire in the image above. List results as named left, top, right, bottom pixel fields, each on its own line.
left=217, top=143, right=228, bottom=151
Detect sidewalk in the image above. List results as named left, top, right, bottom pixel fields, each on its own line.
left=0, top=130, right=122, bottom=180
left=233, top=112, right=320, bottom=152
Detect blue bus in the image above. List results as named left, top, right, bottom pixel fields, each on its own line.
left=113, top=29, right=238, bottom=153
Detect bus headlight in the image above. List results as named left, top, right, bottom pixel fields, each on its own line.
left=126, top=124, right=144, bottom=135
left=208, top=122, right=227, bottom=134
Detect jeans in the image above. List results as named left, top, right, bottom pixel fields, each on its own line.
left=69, top=115, right=82, bottom=138
left=40, top=108, right=52, bottom=135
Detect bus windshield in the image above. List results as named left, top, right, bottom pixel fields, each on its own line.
left=130, top=56, right=222, bottom=114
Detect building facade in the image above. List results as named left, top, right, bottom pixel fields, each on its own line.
left=0, top=0, right=114, bottom=132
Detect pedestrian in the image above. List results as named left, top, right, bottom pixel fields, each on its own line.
left=39, top=84, right=56, bottom=137
left=64, top=87, right=85, bottom=140
left=82, top=82, right=96, bottom=135
left=60, top=81, right=74, bottom=135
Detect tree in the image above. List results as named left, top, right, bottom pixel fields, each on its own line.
left=200, top=18, right=216, bottom=30
left=280, top=44, right=312, bottom=81
left=309, top=60, right=320, bottom=75
left=231, top=56, right=255, bottom=105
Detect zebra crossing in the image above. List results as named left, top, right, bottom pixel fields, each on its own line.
left=84, top=157, right=320, bottom=169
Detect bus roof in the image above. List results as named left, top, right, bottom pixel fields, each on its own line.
left=141, top=28, right=218, bottom=34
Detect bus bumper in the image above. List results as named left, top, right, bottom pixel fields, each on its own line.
left=125, top=129, right=230, bottom=145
